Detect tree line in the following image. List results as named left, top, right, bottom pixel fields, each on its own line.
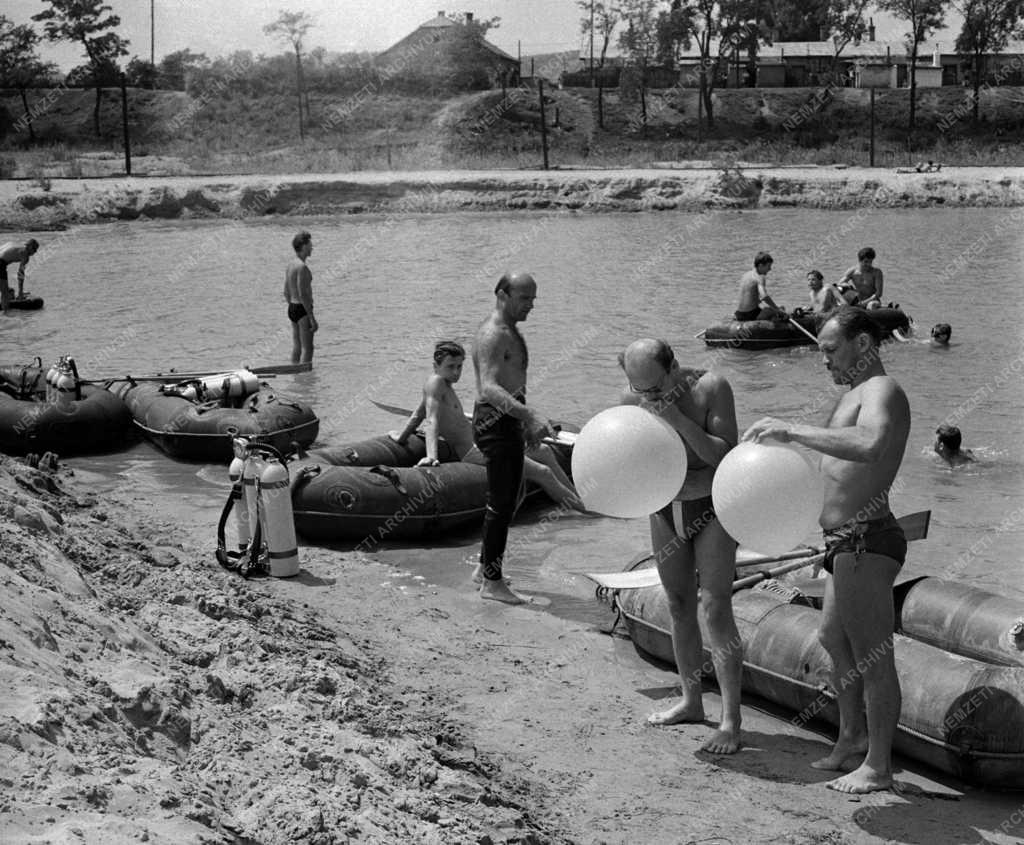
left=583, top=0, right=1024, bottom=128
left=0, top=2, right=505, bottom=143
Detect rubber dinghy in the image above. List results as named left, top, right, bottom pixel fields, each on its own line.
left=0, top=363, right=131, bottom=455
left=291, top=431, right=574, bottom=545
left=606, top=564, right=1024, bottom=788
left=111, top=373, right=318, bottom=463
left=703, top=307, right=910, bottom=350
left=7, top=293, right=44, bottom=311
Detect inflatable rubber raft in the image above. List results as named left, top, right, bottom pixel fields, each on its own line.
left=7, top=293, right=44, bottom=311
left=703, top=307, right=911, bottom=350
left=0, top=364, right=131, bottom=455
left=111, top=375, right=319, bottom=463
left=291, top=431, right=574, bottom=544
left=606, top=565, right=1024, bottom=788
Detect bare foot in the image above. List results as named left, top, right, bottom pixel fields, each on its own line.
left=471, top=564, right=512, bottom=587
left=647, top=700, right=705, bottom=726
left=810, top=737, right=869, bottom=771
left=702, top=727, right=741, bottom=755
left=479, top=578, right=526, bottom=605
left=825, top=763, right=893, bottom=794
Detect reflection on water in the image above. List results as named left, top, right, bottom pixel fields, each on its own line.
left=4, top=208, right=1023, bottom=619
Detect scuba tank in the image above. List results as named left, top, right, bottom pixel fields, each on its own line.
left=173, top=370, right=259, bottom=403
left=45, top=359, right=59, bottom=403
left=257, top=456, right=299, bottom=577
left=228, top=454, right=251, bottom=555
left=216, top=438, right=300, bottom=578
left=54, top=359, right=77, bottom=411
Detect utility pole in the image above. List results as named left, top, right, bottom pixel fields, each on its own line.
left=150, top=0, right=155, bottom=67
left=589, top=0, right=595, bottom=88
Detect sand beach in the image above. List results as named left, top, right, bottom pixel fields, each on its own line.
left=1, top=452, right=1023, bottom=845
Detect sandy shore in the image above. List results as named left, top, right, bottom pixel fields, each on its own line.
left=2, top=454, right=1023, bottom=844
left=2, top=165, right=1024, bottom=230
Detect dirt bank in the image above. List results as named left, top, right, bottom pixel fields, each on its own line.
left=2, top=453, right=1024, bottom=844
left=2, top=165, right=1023, bottom=230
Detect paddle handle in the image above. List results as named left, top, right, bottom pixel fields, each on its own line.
left=733, top=553, right=824, bottom=591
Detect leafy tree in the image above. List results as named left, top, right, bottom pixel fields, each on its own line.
left=125, top=56, right=156, bottom=88
left=33, top=0, right=129, bottom=136
left=444, top=13, right=505, bottom=91
left=657, top=0, right=727, bottom=129
left=264, top=10, right=315, bottom=139
left=0, top=16, right=58, bottom=142
left=157, top=48, right=208, bottom=90
left=578, top=0, right=623, bottom=75
left=877, top=0, right=947, bottom=132
left=619, top=0, right=662, bottom=127
left=763, top=0, right=870, bottom=78
left=657, top=1, right=695, bottom=66
left=954, top=0, right=1024, bottom=123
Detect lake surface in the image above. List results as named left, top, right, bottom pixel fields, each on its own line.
left=2, top=207, right=1021, bottom=620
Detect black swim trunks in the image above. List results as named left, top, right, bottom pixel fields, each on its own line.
left=654, top=495, right=717, bottom=541
left=734, top=307, right=760, bottom=322
left=287, top=302, right=307, bottom=323
left=822, top=513, right=907, bottom=575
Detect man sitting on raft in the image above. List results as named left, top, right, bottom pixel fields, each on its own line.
left=734, top=252, right=786, bottom=322
left=836, top=247, right=884, bottom=310
left=390, top=340, right=585, bottom=512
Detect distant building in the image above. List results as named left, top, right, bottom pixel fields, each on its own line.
left=373, top=11, right=519, bottom=89
left=571, top=33, right=1024, bottom=89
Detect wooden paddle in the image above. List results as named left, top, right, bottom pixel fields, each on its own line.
left=370, top=399, right=577, bottom=447
left=583, top=510, right=931, bottom=592
left=92, top=362, right=311, bottom=383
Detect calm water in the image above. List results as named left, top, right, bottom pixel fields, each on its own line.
left=2, top=207, right=1021, bottom=619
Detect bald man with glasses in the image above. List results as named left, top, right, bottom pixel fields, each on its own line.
left=619, top=338, right=743, bottom=754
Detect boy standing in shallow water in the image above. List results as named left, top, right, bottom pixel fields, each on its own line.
left=283, top=231, right=317, bottom=364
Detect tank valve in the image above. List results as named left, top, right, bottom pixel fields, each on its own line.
left=1009, top=619, right=1024, bottom=650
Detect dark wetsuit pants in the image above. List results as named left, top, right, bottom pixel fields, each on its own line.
left=473, top=402, right=524, bottom=582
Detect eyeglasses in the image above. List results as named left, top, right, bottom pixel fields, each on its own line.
left=629, top=372, right=667, bottom=396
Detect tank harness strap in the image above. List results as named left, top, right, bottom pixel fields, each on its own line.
left=214, top=476, right=269, bottom=578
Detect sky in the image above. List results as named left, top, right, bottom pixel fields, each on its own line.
left=7, top=0, right=964, bottom=72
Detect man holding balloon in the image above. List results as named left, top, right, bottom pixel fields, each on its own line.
left=615, top=338, right=745, bottom=755
left=742, top=306, right=911, bottom=794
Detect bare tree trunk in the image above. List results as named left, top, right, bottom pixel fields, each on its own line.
left=18, top=87, right=37, bottom=143
left=972, top=53, right=982, bottom=125
left=908, top=41, right=918, bottom=133
left=94, top=84, right=102, bottom=136
left=294, top=47, right=305, bottom=140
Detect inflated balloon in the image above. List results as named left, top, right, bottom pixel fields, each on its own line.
left=712, top=442, right=825, bottom=556
left=571, top=406, right=687, bottom=518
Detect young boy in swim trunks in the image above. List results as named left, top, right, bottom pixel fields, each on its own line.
left=390, top=341, right=585, bottom=511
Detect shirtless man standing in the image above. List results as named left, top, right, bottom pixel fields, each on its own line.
left=734, top=252, right=785, bottom=321
left=837, top=247, right=884, bottom=310
left=0, top=239, right=40, bottom=314
left=620, top=338, right=743, bottom=754
left=743, top=306, right=911, bottom=793
left=471, top=272, right=555, bottom=605
left=283, top=231, right=317, bottom=364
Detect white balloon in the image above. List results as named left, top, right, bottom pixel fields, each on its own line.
left=712, top=442, right=825, bottom=556
left=571, top=406, right=688, bottom=518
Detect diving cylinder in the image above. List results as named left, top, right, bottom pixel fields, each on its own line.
left=45, top=360, right=60, bottom=402
left=257, top=458, right=299, bottom=577
left=179, top=370, right=258, bottom=403
left=242, top=449, right=266, bottom=563
left=55, top=362, right=76, bottom=411
left=228, top=456, right=251, bottom=553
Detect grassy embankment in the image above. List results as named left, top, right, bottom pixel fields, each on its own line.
left=1, top=82, right=1023, bottom=178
